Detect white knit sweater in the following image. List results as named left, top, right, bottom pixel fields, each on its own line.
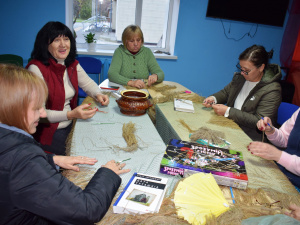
left=28, top=60, right=102, bottom=129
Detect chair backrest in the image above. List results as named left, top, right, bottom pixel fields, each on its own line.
left=0, top=54, right=23, bottom=67
left=277, top=102, right=299, bottom=126
left=76, top=56, right=102, bottom=84
left=101, top=58, right=111, bottom=81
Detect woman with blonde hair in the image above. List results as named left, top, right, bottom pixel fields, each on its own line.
left=108, top=24, right=164, bottom=89
left=0, top=64, right=130, bottom=225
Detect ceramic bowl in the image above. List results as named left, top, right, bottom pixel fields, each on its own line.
left=116, top=90, right=152, bottom=116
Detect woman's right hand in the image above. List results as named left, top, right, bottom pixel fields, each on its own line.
left=102, top=160, right=131, bottom=175
left=67, top=103, right=97, bottom=120
left=257, top=117, right=275, bottom=134
left=202, top=96, right=215, bottom=108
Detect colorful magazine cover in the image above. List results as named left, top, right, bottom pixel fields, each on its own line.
left=160, top=139, right=248, bottom=189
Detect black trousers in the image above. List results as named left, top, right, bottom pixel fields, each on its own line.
left=40, top=122, right=73, bottom=155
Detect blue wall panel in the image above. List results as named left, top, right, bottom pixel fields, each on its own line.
left=0, top=0, right=288, bottom=97
left=0, top=0, right=65, bottom=64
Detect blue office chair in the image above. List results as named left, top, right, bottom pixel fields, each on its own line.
left=277, top=102, right=299, bottom=126
left=76, top=57, right=102, bottom=105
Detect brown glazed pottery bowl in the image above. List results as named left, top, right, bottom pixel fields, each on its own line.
left=116, top=90, right=153, bottom=116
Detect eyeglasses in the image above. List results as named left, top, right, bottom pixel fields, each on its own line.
left=236, top=64, right=252, bottom=75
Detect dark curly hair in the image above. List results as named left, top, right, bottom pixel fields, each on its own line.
left=239, top=45, right=273, bottom=69
left=31, top=21, right=77, bottom=67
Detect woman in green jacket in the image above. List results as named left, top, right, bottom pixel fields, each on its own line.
left=203, top=45, right=282, bottom=141
left=108, top=25, right=164, bottom=89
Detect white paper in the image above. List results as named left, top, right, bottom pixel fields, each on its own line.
left=174, top=98, right=194, bottom=113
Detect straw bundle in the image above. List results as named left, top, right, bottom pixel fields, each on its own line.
left=208, top=114, right=241, bottom=130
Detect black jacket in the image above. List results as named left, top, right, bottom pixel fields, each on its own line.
left=0, top=127, right=121, bottom=225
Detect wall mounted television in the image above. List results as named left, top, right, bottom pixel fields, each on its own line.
left=206, top=0, right=290, bottom=27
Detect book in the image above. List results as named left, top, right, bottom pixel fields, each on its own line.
left=113, top=173, right=168, bottom=214
left=99, top=79, right=122, bottom=91
left=159, top=139, right=248, bottom=189
left=174, top=98, right=194, bottom=113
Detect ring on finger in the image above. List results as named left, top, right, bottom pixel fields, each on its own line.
left=119, top=166, right=122, bottom=170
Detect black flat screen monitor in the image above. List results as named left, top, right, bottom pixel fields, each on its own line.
left=206, top=0, right=289, bottom=27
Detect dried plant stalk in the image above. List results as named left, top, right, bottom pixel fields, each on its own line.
left=208, top=114, right=241, bottom=130
left=190, top=126, right=226, bottom=145
left=110, top=122, right=140, bottom=152
left=65, top=119, right=77, bottom=156
left=216, top=186, right=300, bottom=224
left=178, top=119, right=196, bottom=133
left=178, top=120, right=226, bottom=146
left=122, top=122, right=137, bottom=146
left=148, top=84, right=177, bottom=93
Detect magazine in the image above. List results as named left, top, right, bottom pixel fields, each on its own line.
left=113, top=173, right=168, bottom=214
left=160, top=139, right=248, bottom=189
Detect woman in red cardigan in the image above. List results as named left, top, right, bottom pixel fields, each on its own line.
left=27, top=21, right=109, bottom=155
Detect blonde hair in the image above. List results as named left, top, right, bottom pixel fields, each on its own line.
left=122, top=25, right=144, bottom=49
left=0, top=64, right=48, bottom=133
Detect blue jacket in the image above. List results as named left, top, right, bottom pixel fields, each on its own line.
left=0, top=127, right=121, bottom=225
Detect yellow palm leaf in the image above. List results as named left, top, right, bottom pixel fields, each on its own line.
left=174, top=173, right=230, bottom=225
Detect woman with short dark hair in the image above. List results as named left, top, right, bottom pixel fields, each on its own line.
left=108, top=25, right=164, bottom=89
left=26, top=21, right=109, bottom=155
left=203, top=45, right=282, bottom=141
left=0, top=64, right=130, bottom=225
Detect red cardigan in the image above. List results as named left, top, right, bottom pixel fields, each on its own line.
left=26, top=58, right=79, bottom=145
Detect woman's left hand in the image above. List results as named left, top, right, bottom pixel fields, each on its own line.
left=96, top=94, right=109, bottom=105
left=212, top=104, right=228, bottom=116
left=53, top=155, right=98, bottom=172
left=247, top=142, right=282, bottom=161
left=148, top=74, right=158, bottom=86
left=102, top=160, right=131, bottom=175
left=285, top=204, right=300, bottom=221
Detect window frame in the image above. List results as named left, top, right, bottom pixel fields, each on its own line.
left=65, top=0, right=179, bottom=58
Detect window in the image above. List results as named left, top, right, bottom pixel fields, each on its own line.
left=66, top=0, right=179, bottom=55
